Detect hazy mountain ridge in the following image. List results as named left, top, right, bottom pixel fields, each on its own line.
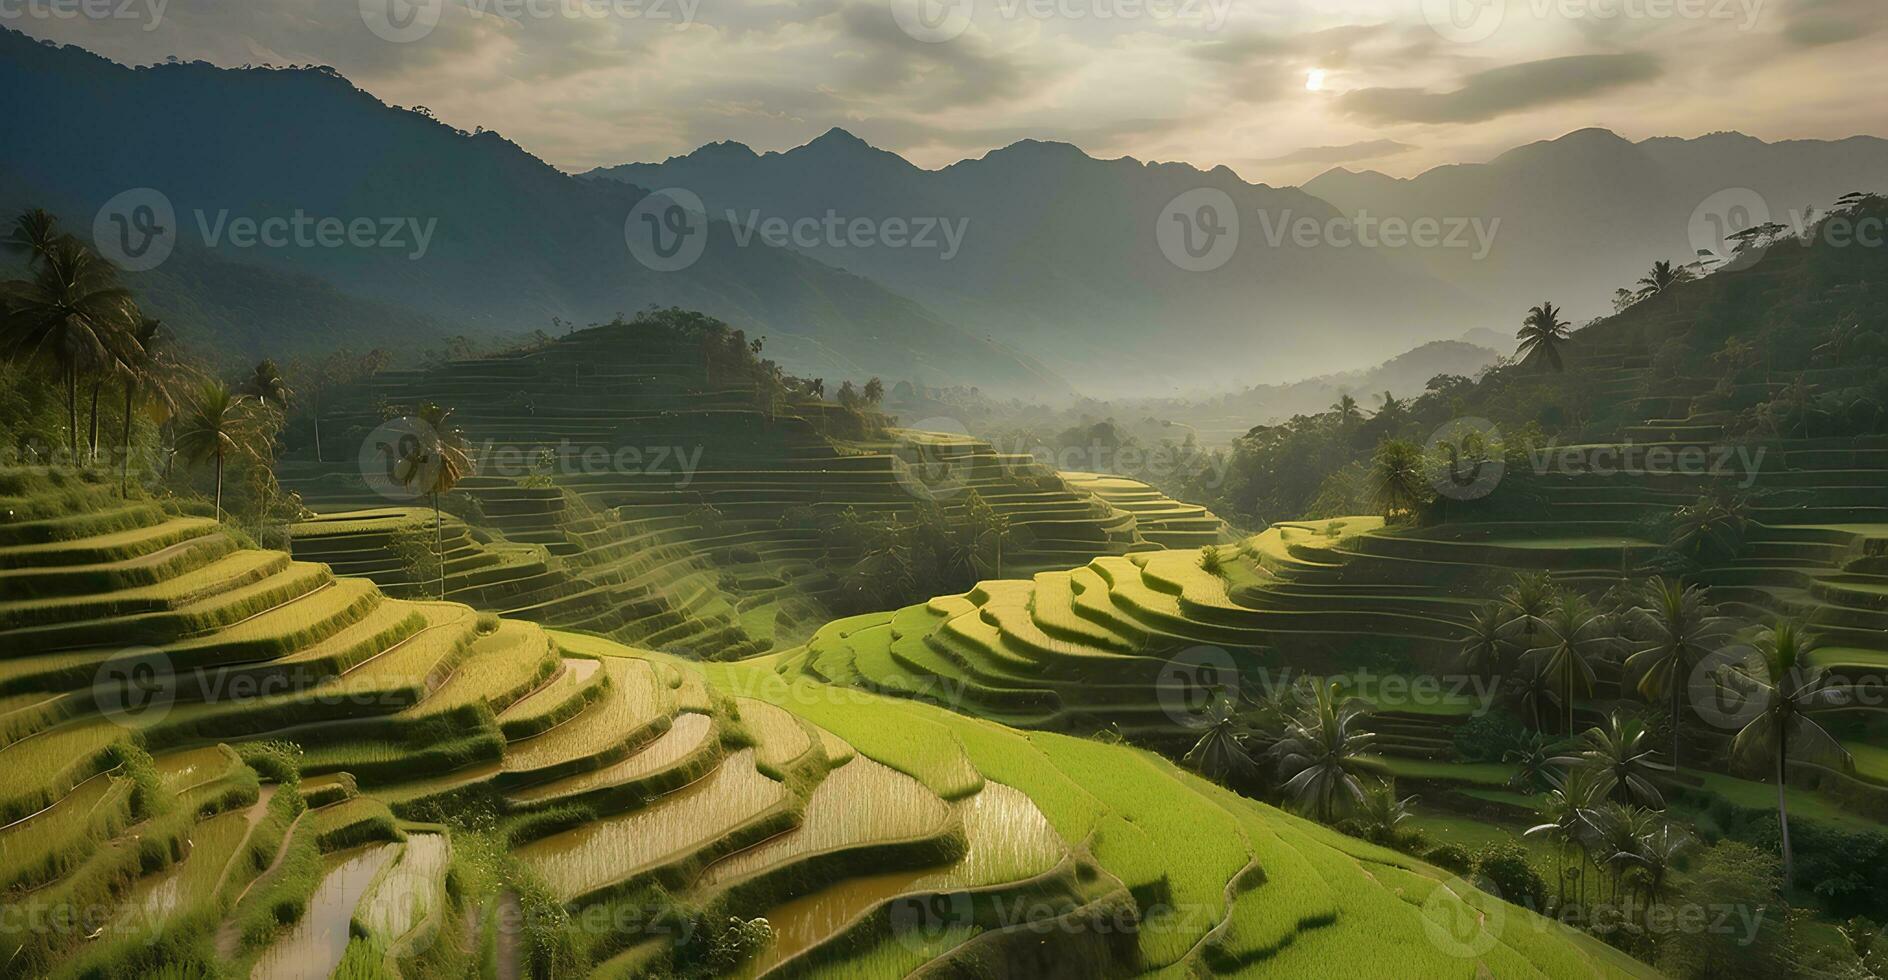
left=0, top=30, right=1064, bottom=395
left=587, top=129, right=1485, bottom=395
left=1303, top=128, right=1888, bottom=326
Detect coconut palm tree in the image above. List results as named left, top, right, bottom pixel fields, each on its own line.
left=394, top=402, right=473, bottom=600
left=0, top=238, right=138, bottom=462
left=1586, top=801, right=1655, bottom=905
left=1718, top=619, right=1856, bottom=883
left=1183, top=692, right=1259, bottom=784
left=1622, top=578, right=1733, bottom=770
left=1526, top=594, right=1615, bottom=734
left=172, top=381, right=257, bottom=522
left=3, top=208, right=62, bottom=264
left=240, top=358, right=293, bottom=416
left=1353, top=779, right=1417, bottom=845
left=1516, top=302, right=1573, bottom=373
left=1271, top=682, right=1377, bottom=824
left=1331, top=393, right=1363, bottom=429
left=1504, top=731, right=1564, bottom=795
left=1498, top=571, right=1559, bottom=650
left=112, top=316, right=185, bottom=496
left=1371, top=438, right=1428, bottom=522
left=1668, top=494, right=1751, bottom=565
left=1635, top=260, right=1694, bottom=313
left=1554, top=712, right=1670, bottom=808
left=1526, top=766, right=1603, bottom=909
left=1457, top=604, right=1508, bottom=679
left=1504, top=656, right=1562, bottom=734
left=1622, top=821, right=1693, bottom=922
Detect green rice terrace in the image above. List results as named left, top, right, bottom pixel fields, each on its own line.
left=0, top=469, right=1651, bottom=979
left=275, top=319, right=1225, bottom=662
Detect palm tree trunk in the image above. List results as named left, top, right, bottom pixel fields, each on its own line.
left=88, top=375, right=102, bottom=463
left=120, top=379, right=136, bottom=497
left=311, top=392, right=323, bottom=463
left=1777, top=728, right=1794, bottom=885
left=433, top=492, right=446, bottom=601
left=1671, top=677, right=1683, bottom=771
left=65, top=366, right=79, bottom=464
left=213, top=452, right=224, bottom=522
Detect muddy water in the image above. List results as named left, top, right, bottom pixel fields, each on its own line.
left=249, top=843, right=399, bottom=980
left=359, top=833, right=449, bottom=943
left=509, top=711, right=714, bottom=804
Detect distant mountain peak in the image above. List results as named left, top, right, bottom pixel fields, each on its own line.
left=807, top=126, right=871, bottom=148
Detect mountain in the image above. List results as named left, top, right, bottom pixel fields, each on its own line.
left=586, top=130, right=1485, bottom=396
left=1170, top=338, right=1503, bottom=444
left=0, top=30, right=1064, bottom=396
left=1302, top=128, right=1888, bottom=327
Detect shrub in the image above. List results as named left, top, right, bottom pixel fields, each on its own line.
left=1451, top=711, right=1527, bottom=763
left=1424, top=842, right=1473, bottom=874
left=1198, top=545, right=1225, bottom=577
left=1471, top=840, right=1544, bottom=912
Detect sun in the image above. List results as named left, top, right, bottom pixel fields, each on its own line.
left=1305, top=68, right=1326, bottom=92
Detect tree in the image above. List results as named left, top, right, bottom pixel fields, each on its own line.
left=114, top=317, right=185, bottom=496
left=1526, top=766, right=1603, bottom=908
left=1526, top=594, right=1615, bottom=734
left=1635, top=260, right=1694, bottom=313
left=1553, top=711, right=1670, bottom=809
left=393, top=402, right=473, bottom=601
left=1516, top=302, right=1573, bottom=373
left=1622, top=578, right=1733, bottom=770
left=1498, top=571, right=1559, bottom=654
left=1457, top=604, right=1507, bottom=679
left=0, top=236, right=137, bottom=462
left=1622, top=821, right=1693, bottom=925
left=1183, top=692, right=1260, bottom=785
left=1504, top=731, right=1563, bottom=795
left=1375, top=390, right=1406, bottom=428
left=1370, top=438, right=1428, bottom=522
left=1353, top=778, right=1417, bottom=845
left=1667, top=494, right=1750, bottom=565
left=1331, top=393, right=1362, bottom=430
left=1271, top=682, right=1377, bottom=824
left=1717, top=619, right=1855, bottom=883
left=172, top=381, right=257, bottom=522
left=862, top=377, right=885, bottom=405
left=240, top=359, right=293, bottom=415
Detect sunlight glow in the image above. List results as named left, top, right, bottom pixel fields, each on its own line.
left=1305, top=69, right=1326, bottom=92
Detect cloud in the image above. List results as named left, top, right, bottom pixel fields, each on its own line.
left=1782, top=0, right=1881, bottom=47
left=1338, top=53, right=1663, bottom=124
left=1254, top=139, right=1414, bottom=166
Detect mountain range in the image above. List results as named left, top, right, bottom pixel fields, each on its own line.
left=4, top=28, right=1885, bottom=399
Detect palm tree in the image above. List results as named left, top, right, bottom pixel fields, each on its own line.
left=1622, top=821, right=1693, bottom=923
left=240, top=359, right=293, bottom=415
left=0, top=238, right=137, bottom=462
left=112, top=316, right=185, bottom=496
left=394, top=402, right=473, bottom=601
left=1504, top=731, right=1564, bottom=795
left=1586, top=802, right=1654, bottom=905
left=1635, top=260, right=1694, bottom=314
left=1504, top=656, right=1562, bottom=734
left=1622, top=578, right=1733, bottom=770
left=1526, top=766, right=1603, bottom=909
left=1526, top=594, right=1615, bottom=734
left=1183, top=692, right=1259, bottom=784
left=1371, top=438, right=1428, bottom=522
left=3, top=208, right=62, bottom=264
left=1668, top=494, right=1751, bottom=564
left=1457, top=604, right=1507, bottom=678
left=1375, top=390, right=1406, bottom=429
left=1331, top=393, right=1363, bottom=429
left=1498, top=571, right=1559, bottom=653
left=1270, top=682, right=1377, bottom=824
left=1516, top=302, right=1573, bottom=373
left=1553, top=712, right=1670, bottom=808
left=1353, top=779, right=1417, bottom=845
left=172, top=381, right=256, bottom=522
left=1719, top=619, right=1856, bottom=883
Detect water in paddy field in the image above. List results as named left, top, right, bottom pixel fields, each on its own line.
left=249, top=843, right=399, bottom=980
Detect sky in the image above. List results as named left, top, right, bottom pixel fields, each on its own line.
left=10, top=0, right=1883, bottom=184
